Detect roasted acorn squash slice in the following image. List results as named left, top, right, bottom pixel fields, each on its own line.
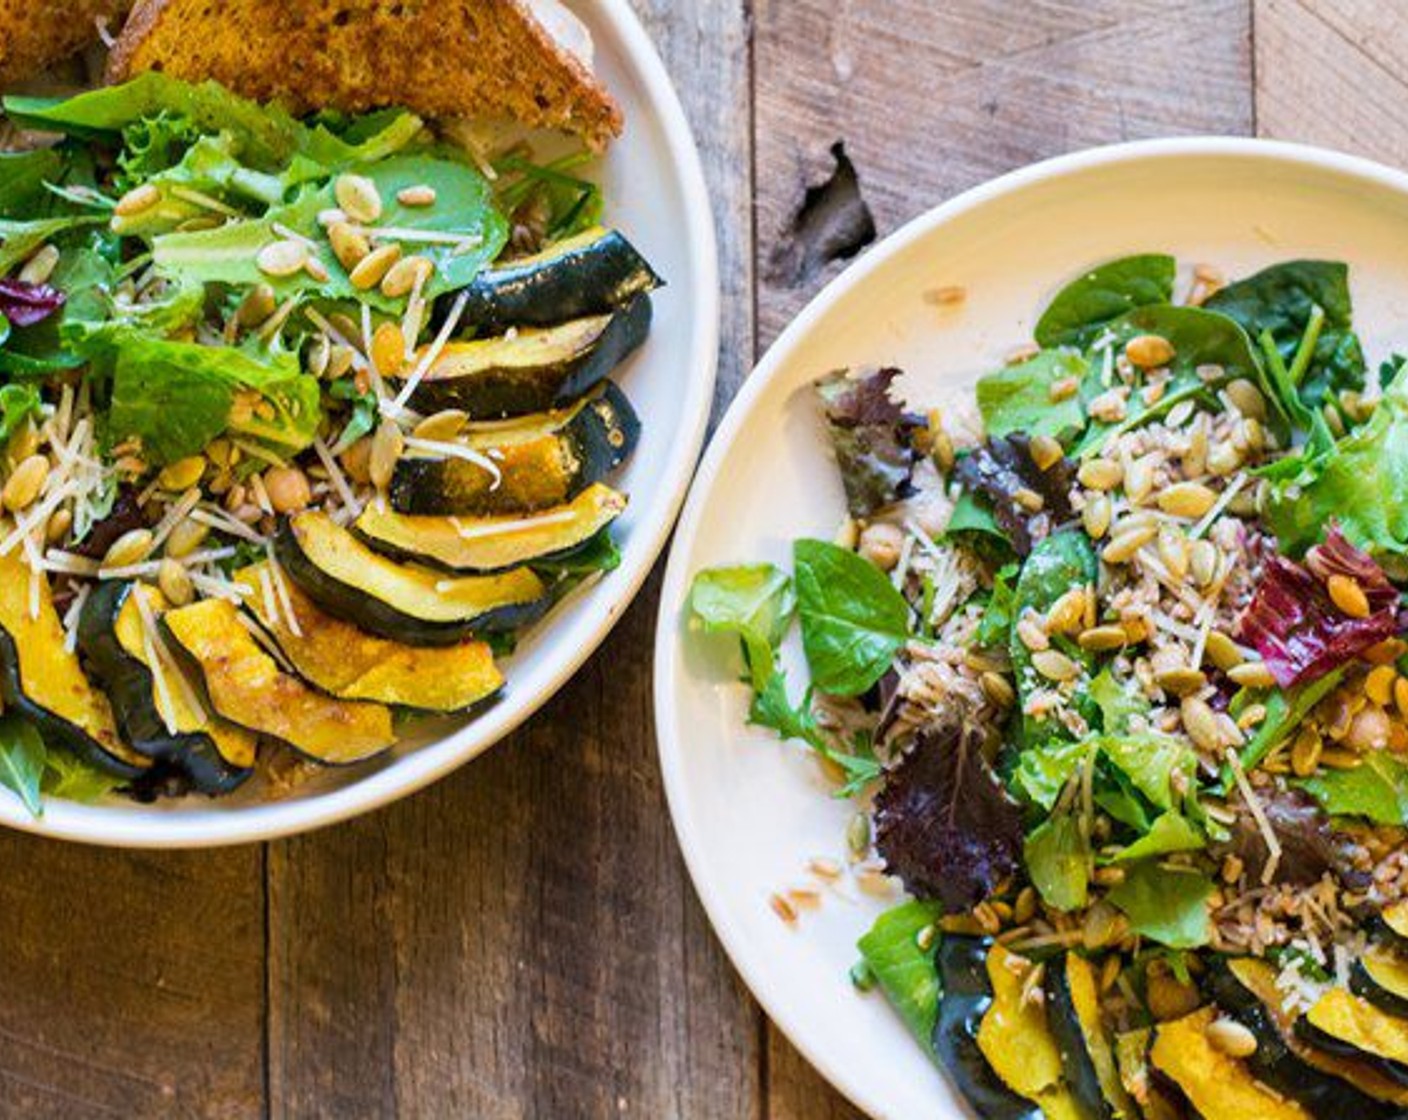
left=389, top=381, right=640, bottom=517
left=1299, top=988, right=1408, bottom=1086
left=1112, top=1030, right=1183, bottom=1120
left=1354, top=949, right=1408, bottom=1019
left=1152, top=1006, right=1313, bottom=1119
left=276, top=511, right=548, bottom=645
left=1046, top=954, right=1136, bottom=1118
left=355, top=484, right=626, bottom=573
left=78, top=581, right=254, bottom=794
left=234, top=563, right=502, bottom=712
left=1383, top=902, right=1408, bottom=946
left=162, top=598, right=395, bottom=765
left=1208, top=957, right=1400, bottom=1117
left=453, top=227, right=661, bottom=331
left=402, top=294, right=650, bottom=418
left=0, top=546, right=148, bottom=777
left=933, top=936, right=1050, bottom=1120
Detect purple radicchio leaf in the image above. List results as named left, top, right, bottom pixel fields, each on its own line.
left=1212, top=785, right=1366, bottom=888
left=1239, top=524, right=1399, bottom=687
left=952, top=433, right=1076, bottom=557
left=815, top=367, right=921, bottom=517
left=0, top=279, right=65, bottom=328
left=873, top=723, right=1023, bottom=910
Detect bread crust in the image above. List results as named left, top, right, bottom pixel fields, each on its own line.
left=106, top=0, right=623, bottom=149
left=0, top=0, right=132, bottom=86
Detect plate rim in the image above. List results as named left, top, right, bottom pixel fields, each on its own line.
left=653, top=135, right=1408, bottom=1119
left=0, top=2, right=720, bottom=849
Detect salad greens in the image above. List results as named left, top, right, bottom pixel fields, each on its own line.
left=689, top=249, right=1408, bottom=1117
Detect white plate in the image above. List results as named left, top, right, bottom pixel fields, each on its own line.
left=4, top=3, right=718, bottom=848
left=655, top=138, right=1408, bottom=1119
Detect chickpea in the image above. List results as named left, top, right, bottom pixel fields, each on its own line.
left=857, top=522, right=905, bottom=571
left=263, top=466, right=312, bottom=513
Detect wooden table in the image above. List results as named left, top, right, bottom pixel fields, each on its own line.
left=4, top=2, right=1405, bottom=1116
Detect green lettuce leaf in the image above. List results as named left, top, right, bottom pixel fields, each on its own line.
left=1105, top=812, right=1204, bottom=863
left=1098, top=733, right=1196, bottom=812
left=1009, top=739, right=1086, bottom=810
left=0, top=716, right=46, bottom=816
left=0, top=149, right=67, bottom=218
left=0, top=384, right=41, bottom=444
left=1296, top=751, right=1408, bottom=825
left=1106, top=862, right=1214, bottom=949
left=104, top=332, right=321, bottom=465
left=688, top=563, right=796, bottom=689
left=1263, top=361, right=1408, bottom=556
left=1025, top=809, right=1091, bottom=912
left=856, top=900, right=943, bottom=1049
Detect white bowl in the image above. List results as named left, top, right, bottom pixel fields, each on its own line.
left=5, top=2, right=718, bottom=848
left=654, top=138, right=1408, bottom=1119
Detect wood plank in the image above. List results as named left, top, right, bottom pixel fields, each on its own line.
left=1255, top=0, right=1408, bottom=161
left=0, top=837, right=264, bottom=1119
left=266, top=3, right=760, bottom=1117
left=751, top=1, right=1253, bottom=1112
left=753, top=0, right=1254, bottom=346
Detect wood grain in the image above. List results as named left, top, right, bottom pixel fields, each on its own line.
left=752, top=0, right=1254, bottom=346
left=266, top=4, right=759, bottom=1119
left=1255, top=0, right=1408, bottom=161
left=16, top=6, right=1408, bottom=1120
left=0, top=839, right=264, bottom=1119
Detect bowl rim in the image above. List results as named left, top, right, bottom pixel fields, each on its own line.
left=653, top=135, right=1408, bottom=1118
left=2, top=2, right=720, bottom=849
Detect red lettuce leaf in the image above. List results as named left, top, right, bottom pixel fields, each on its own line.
left=1239, top=525, right=1399, bottom=687
left=874, top=724, right=1023, bottom=910
left=1212, top=785, right=1364, bottom=888
left=952, top=434, right=1075, bottom=557
left=815, top=367, right=921, bottom=517
left=0, top=279, right=65, bottom=328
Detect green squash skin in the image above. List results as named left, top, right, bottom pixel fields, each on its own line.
left=1207, top=960, right=1400, bottom=1119
left=390, top=380, right=641, bottom=517
left=1353, top=956, right=1408, bottom=1020
left=1045, top=957, right=1116, bottom=1119
left=933, top=936, right=1047, bottom=1120
left=273, top=520, right=551, bottom=647
left=76, top=582, right=251, bottom=795
left=0, top=621, right=146, bottom=780
left=448, top=228, right=662, bottom=332
left=410, top=293, right=652, bottom=419
left=1295, top=1019, right=1408, bottom=1089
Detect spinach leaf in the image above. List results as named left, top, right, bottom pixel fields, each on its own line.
left=688, top=564, right=796, bottom=689
left=1263, top=362, right=1408, bottom=556
left=856, top=900, right=944, bottom=1049
left=1106, top=862, right=1214, bottom=949
left=686, top=562, right=881, bottom=793
left=1105, top=812, right=1204, bottom=863
left=1204, top=260, right=1364, bottom=415
left=945, top=490, right=1016, bottom=567
left=104, top=332, right=321, bottom=465
left=0, top=716, right=45, bottom=816
left=1296, top=751, right=1408, bottom=826
left=152, top=152, right=509, bottom=310
left=1074, top=304, right=1268, bottom=456
left=1035, top=254, right=1175, bottom=349
left=970, top=561, right=1018, bottom=649
left=1024, top=809, right=1091, bottom=911
left=793, top=538, right=910, bottom=697
left=1009, top=531, right=1097, bottom=739
left=975, top=349, right=1087, bottom=440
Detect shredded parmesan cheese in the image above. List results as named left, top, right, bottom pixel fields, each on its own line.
left=403, top=436, right=503, bottom=485
left=448, top=508, right=577, bottom=541
left=1225, top=747, right=1282, bottom=885
left=1190, top=473, right=1248, bottom=540
left=265, top=548, right=303, bottom=639
left=386, top=289, right=470, bottom=416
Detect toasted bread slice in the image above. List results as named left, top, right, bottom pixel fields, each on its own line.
left=0, top=0, right=131, bottom=86
left=107, top=0, right=623, bottom=149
